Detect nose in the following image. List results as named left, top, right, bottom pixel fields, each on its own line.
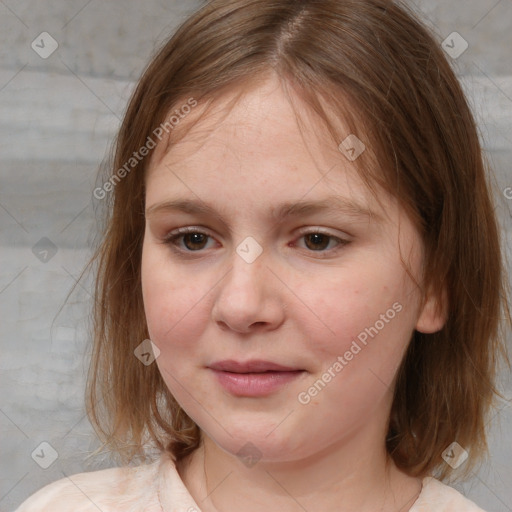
left=211, top=245, right=286, bottom=334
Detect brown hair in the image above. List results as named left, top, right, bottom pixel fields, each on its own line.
left=84, top=0, right=510, bottom=481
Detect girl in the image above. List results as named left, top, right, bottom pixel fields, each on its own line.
left=16, top=0, right=510, bottom=511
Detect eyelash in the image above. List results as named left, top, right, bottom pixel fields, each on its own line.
left=161, top=227, right=349, bottom=257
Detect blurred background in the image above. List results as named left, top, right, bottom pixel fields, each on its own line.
left=1, top=0, right=511, bottom=510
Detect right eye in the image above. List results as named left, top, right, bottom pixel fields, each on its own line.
left=162, top=228, right=216, bottom=252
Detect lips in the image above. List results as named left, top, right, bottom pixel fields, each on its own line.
left=208, top=359, right=305, bottom=397
left=208, top=359, right=301, bottom=373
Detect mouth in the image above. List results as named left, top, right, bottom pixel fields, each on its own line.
left=207, top=359, right=306, bottom=397
left=208, top=359, right=303, bottom=373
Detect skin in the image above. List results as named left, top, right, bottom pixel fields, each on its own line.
left=141, top=73, right=446, bottom=512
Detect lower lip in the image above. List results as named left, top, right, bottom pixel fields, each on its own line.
left=210, top=369, right=305, bottom=397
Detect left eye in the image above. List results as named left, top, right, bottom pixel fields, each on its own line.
left=297, top=232, right=346, bottom=252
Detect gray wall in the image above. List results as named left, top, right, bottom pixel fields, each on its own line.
left=1, top=1, right=511, bottom=510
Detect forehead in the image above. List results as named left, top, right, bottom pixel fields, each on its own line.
left=145, top=74, right=391, bottom=219
left=153, top=77, right=331, bottom=163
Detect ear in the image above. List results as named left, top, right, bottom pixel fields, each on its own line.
left=415, top=284, right=448, bottom=334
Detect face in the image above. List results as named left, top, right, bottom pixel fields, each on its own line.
left=141, top=74, right=442, bottom=462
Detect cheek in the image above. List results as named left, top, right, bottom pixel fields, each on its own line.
left=295, top=272, right=416, bottom=422
left=141, top=244, right=210, bottom=360
left=299, top=258, right=417, bottom=371
left=141, top=252, right=212, bottom=408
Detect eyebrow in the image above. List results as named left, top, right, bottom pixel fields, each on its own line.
left=145, top=195, right=383, bottom=224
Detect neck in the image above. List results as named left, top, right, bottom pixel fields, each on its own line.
left=177, top=426, right=422, bottom=512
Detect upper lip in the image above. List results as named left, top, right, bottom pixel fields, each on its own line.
left=208, top=359, right=302, bottom=373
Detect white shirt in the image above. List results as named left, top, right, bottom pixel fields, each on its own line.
left=15, top=451, right=486, bottom=511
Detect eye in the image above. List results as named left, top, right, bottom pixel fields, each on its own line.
left=295, top=230, right=349, bottom=254
left=163, top=228, right=215, bottom=252
left=162, top=227, right=349, bottom=256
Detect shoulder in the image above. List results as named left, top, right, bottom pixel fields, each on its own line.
left=411, top=477, right=486, bottom=512
left=15, top=458, right=162, bottom=512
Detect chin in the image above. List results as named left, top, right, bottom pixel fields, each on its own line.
left=203, top=422, right=314, bottom=464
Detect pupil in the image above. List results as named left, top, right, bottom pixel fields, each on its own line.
left=185, top=233, right=206, bottom=250
left=306, top=233, right=328, bottom=250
